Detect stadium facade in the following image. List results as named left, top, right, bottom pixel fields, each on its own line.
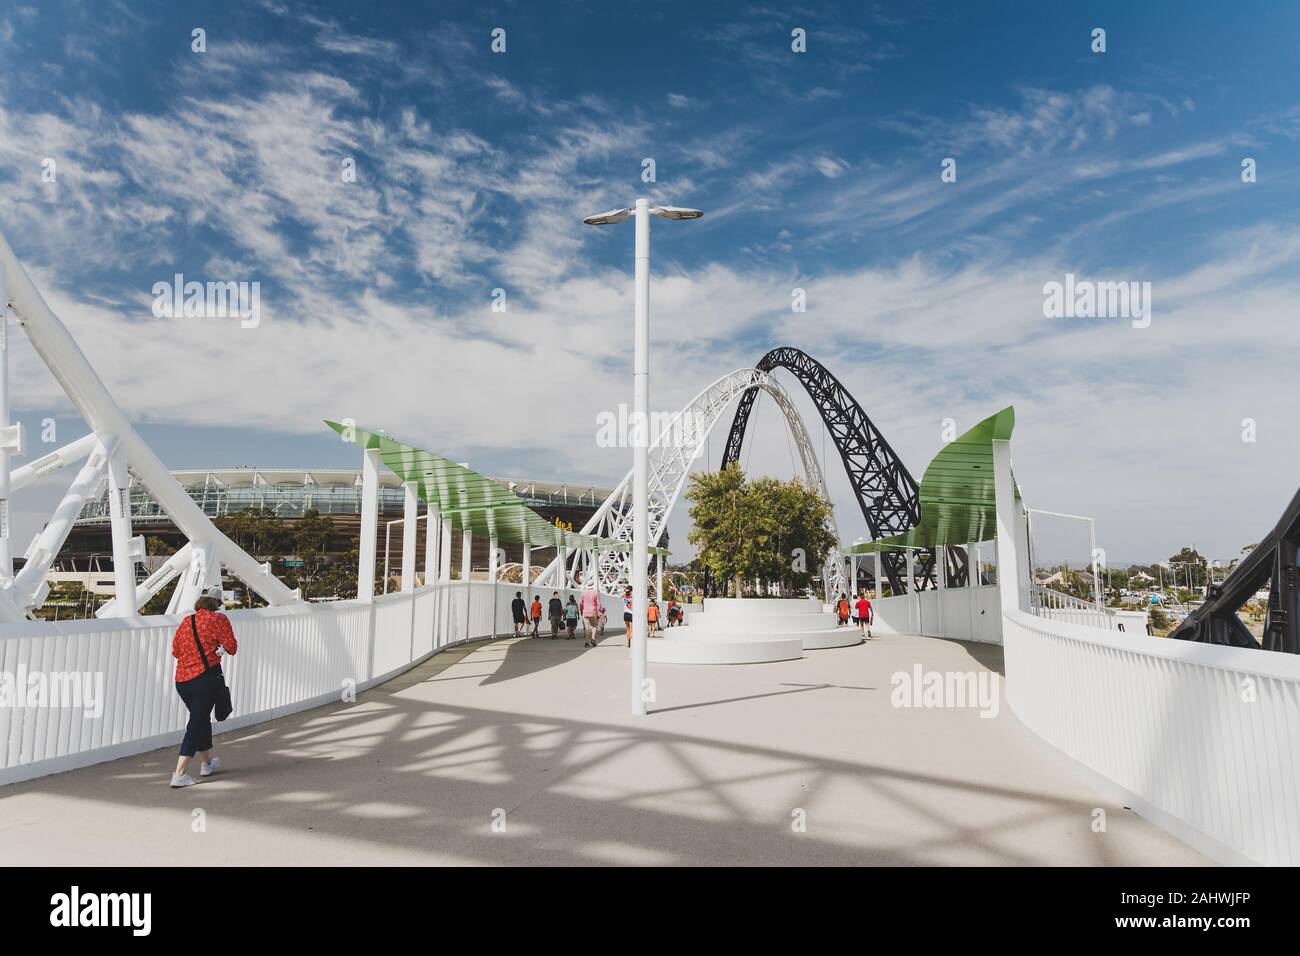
left=55, top=468, right=627, bottom=595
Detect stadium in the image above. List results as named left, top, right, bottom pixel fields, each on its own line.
left=50, top=468, right=626, bottom=599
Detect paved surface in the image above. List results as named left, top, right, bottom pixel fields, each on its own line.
left=0, top=629, right=1208, bottom=866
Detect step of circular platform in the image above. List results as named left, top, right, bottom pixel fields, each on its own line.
left=647, top=634, right=804, bottom=665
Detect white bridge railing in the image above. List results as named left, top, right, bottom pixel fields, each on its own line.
left=0, top=581, right=609, bottom=786
left=1028, top=582, right=1118, bottom=629
left=1003, top=606, right=1300, bottom=866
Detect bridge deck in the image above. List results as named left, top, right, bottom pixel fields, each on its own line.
left=0, top=631, right=1207, bottom=866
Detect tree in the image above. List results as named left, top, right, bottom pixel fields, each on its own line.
left=686, top=464, right=835, bottom=596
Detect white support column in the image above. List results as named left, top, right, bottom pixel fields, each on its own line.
left=557, top=543, right=568, bottom=589
left=424, top=506, right=438, bottom=587
left=106, top=446, right=138, bottom=615
left=656, top=552, right=664, bottom=602
left=400, top=480, right=418, bottom=593
left=461, top=528, right=472, bottom=581
left=439, top=518, right=452, bottom=583
left=0, top=287, right=12, bottom=581
left=521, top=542, right=531, bottom=592
left=489, top=535, right=500, bottom=582
left=850, top=553, right=858, bottom=596
left=357, top=447, right=380, bottom=603
left=992, top=439, right=1024, bottom=615
left=874, top=550, right=882, bottom=598
left=906, top=549, right=917, bottom=633
left=935, top=543, right=946, bottom=637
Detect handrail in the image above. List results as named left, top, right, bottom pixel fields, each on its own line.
left=1028, top=582, right=1116, bottom=630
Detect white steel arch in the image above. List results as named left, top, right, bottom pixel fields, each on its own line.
left=539, top=368, right=846, bottom=597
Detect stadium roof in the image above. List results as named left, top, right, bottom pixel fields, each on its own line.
left=164, top=468, right=613, bottom=503
left=326, top=421, right=664, bottom=555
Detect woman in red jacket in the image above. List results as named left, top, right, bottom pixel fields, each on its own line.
left=170, top=594, right=238, bottom=788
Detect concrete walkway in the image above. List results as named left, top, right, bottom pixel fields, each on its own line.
left=0, top=629, right=1207, bottom=866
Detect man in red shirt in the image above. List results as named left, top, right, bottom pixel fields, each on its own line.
left=170, top=593, right=238, bottom=787
left=854, top=593, right=873, bottom=639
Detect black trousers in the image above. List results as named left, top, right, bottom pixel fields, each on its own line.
left=175, top=672, right=216, bottom=757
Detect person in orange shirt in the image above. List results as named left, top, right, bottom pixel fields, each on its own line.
left=836, top=593, right=851, bottom=626
left=648, top=599, right=660, bottom=636
left=169, top=593, right=238, bottom=788
left=530, top=595, right=543, bottom=637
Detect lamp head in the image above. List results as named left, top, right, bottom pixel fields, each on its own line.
left=652, top=205, right=704, bottom=220
left=582, top=207, right=633, bottom=226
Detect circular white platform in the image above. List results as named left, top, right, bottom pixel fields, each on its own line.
left=649, top=597, right=862, bottom=664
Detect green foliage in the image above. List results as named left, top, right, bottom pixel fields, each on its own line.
left=686, top=464, right=835, bottom=594
left=1149, top=607, right=1171, bottom=631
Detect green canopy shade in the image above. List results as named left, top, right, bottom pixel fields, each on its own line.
left=846, top=406, right=1016, bottom=554
left=325, top=421, right=667, bottom=556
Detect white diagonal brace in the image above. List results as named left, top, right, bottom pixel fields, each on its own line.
left=0, top=228, right=299, bottom=607
left=7, top=437, right=115, bottom=615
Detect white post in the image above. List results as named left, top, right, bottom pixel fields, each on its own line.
left=1089, top=518, right=1102, bottom=607
left=558, top=542, right=568, bottom=589
left=106, top=446, right=138, bottom=615
left=0, top=287, right=11, bottom=581
left=461, top=528, right=472, bottom=581
left=489, top=534, right=499, bottom=636
left=400, top=481, right=418, bottom=592
left=439, top=518, right=452, bottom=583
left=874, top=550, right=882, bottom=598
left=357, top=448, right=380, bottom=603
left=992, top=439, right=1023, bottom=615
left=850, top=553, right=858, bottom=596
left=656, top=551, right=663, bottom=602
left=424, top=506, right=438, bottom=587
left=631, top=197, right=651, bottom=716
left=521, top=542, right=531, bottom=592
left=906, top=549, right=917, bottom=633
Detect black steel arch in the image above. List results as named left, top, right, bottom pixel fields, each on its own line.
left=720, top=347, right=940, bottom=594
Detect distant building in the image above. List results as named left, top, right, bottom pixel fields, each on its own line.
left=51, top=468, right=635, bottom=595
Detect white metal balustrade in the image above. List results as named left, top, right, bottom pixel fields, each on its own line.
left=1029, top=582, right=1118, bottom=630
left=0, top=581, right=611, bottom=786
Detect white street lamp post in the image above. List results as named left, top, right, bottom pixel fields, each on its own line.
left=583, top=198, right=702, bottom=716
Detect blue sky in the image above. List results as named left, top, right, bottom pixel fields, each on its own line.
left=1, top=0, right=1298, bottom=565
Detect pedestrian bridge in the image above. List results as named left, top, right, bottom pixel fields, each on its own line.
left=0, top=600, right=1207, bottom=866
left=0, top=566, right=1295, bottom=866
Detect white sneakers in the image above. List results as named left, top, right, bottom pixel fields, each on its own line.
left=170, top=756, right=221, bottom=787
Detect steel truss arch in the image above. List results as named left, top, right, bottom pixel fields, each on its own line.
left=538, top=368, right=846, bottom=596
left=721, top=347, right=929, bottom=593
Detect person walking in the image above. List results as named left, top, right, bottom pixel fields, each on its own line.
left=647, top=598, right=660, bottom=636
left=564, top=595, right=580, bottom=639
left=530, top=595, right=543, bottom=637
left=511, top=591, right=527, bottom=637
left=836, top=593, right=851, bottom=627
left=855, top=592, right=874, bottom=638
left=579, top=579, right=603, bottom=648
left=622, top=587, right=634, bottom=647
left=170, top=593, right=237, bottom=788
left=548, top=592, right=564, bottom=639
